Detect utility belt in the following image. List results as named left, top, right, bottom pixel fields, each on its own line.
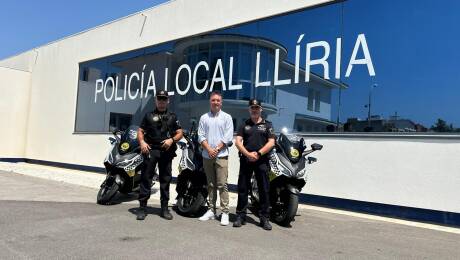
left=145, top=136, right=170, bottom=146
left=238, top=149, right=267, bottom=157
left=148, top=142, right=165, bottom=149
left=145, top=138, right=177, bottom=154
left=239, top=151, right=269, bottom=162
left=205, top=156, right=228, bottom=160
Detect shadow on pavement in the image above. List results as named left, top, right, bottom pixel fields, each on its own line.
left=128, top=206, right=162, bottom=218
left=100, top=188, right=160, bottom=205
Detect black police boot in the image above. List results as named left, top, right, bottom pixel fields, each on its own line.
left=136, top=207, right=147, bottom=221
left=136, top=201, right=147, bottom=220
left=160, top=203, right=173, bottom=220
left=233, top=215, right=247, bottom=228
left=260, top=217, right=272, bottom=231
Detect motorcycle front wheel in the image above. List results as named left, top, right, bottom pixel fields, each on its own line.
left=272, top=191, right=298, bottom=226
left=97, top=179, right=119, bottom=205
left=176, top=192, right=204, bottom=216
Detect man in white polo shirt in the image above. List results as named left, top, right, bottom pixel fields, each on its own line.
left=197, top=91, right=234, bottom=226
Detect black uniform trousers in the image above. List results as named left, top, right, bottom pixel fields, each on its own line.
left=139, top=149, right=173, bottom=208
left=236, top=157, right=270, bottom=219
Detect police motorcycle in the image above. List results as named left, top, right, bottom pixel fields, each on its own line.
left=250, top=128, right=323, bottom=226
left=97, top=125, right=146, bottom=205
left=175, top=124, right=206, bottom=215
left=175, top=123, right=233, bottom=216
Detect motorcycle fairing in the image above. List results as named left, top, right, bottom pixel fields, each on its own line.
left=179, top=143, right=196, bottom=172
left=105, top=147, right=143, bottom=170
left=268, top=151, right=307, bottom=180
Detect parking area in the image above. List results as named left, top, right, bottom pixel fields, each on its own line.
left=1, top=170, right=459, bottom=259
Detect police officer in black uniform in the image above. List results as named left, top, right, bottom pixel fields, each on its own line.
left=234, top=99, right=276, bottom=230
left=136, top=90, right=183, bottom=220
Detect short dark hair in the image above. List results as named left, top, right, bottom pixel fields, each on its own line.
left=210, top=90, right=222, bottom=99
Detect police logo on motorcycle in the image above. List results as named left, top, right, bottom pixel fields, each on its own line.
left=290, top=148, right=300, bottom=158
left=120, top=142, right=130, bottom=151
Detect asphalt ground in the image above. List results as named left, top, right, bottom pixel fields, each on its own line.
left=0, top=171, right=459, bottom=260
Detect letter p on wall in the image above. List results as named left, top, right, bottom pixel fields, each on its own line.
left=94, top=79, right=104, bottom=103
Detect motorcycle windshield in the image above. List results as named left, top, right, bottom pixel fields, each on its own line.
left=184, top=129, right=203, bottom=170
left=118, top=125, right=140, bottom=155
left=277, top=133, right=306, bottom=163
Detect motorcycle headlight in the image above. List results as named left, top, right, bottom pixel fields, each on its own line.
left=277, top=161, right=293, bottom=177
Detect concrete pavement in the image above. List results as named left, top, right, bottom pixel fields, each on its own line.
left=1, top=171, right=460, bottom=259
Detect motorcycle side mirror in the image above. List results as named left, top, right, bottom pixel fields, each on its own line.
left=110, top=126, right=119, bottom=135
left=307, top=156, right=317, bottom=164
left=189, top=119, right=197, bottom=131
left=300, top=137, right=307, bottom=150
left=108, top=137, right=117, bottom=144
left=311, top=143, right=323, bottom=151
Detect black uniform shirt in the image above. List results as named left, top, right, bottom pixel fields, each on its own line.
left=140, top=109, right=181, bottom=148
left=237, top=118, right=276, bottom=153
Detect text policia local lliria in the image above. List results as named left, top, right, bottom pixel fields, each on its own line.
left=94, top=34, right=375, bottom=103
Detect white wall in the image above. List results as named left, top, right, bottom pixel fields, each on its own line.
left=0, top=50, right=37, bottom=72
left=170, top=136, right=460, bottom=214
left=0, top=67, right=31, bottom=158
left=300, top=136, right=460, bottom=213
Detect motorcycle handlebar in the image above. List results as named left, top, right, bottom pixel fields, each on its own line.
left=302, top=149, right=314, bottom=157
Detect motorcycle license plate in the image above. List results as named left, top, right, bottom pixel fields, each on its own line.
left=268, top=171, right=278, bottom=182
left=127, top=169, right=136, bottom=177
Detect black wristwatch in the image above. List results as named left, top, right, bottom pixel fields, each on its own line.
left=257, top=151, right=262, bottom=157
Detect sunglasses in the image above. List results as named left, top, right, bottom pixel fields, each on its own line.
left=250, top=106, right=261, bottom=110
left=157, top=96, right=168, bottom=101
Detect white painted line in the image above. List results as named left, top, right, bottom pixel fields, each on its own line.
left=299, top=204, right=460, bottom=234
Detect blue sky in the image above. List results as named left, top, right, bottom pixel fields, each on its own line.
left=0, top=0, right=168, bottom=60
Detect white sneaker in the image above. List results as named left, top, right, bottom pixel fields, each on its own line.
left=199, top=210, right=215, bottom=221
left=220, top=213, right=229, bottom=226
